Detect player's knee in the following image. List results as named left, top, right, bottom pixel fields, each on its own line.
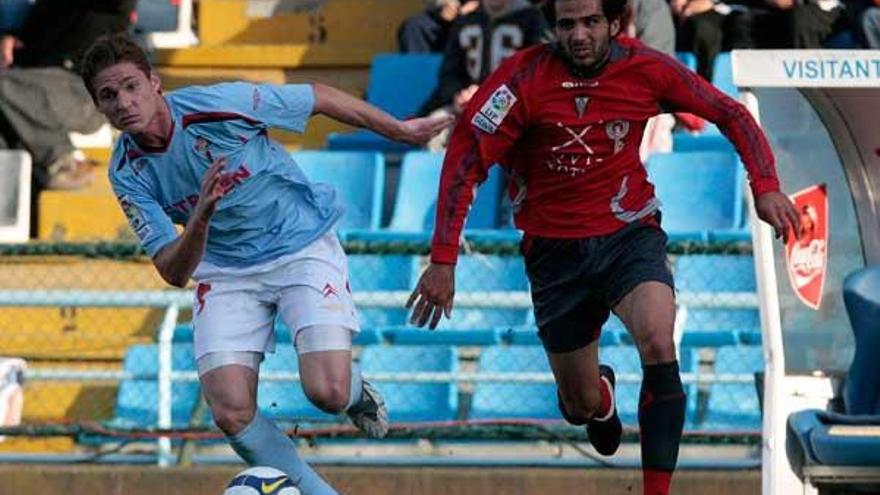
left=635, top=330, right=676, bottom=363
left=561, top=386, right=602, bottom=421
left=212, top=402, right=256, bottom=435
left=306, top=381, right=350, bottom=414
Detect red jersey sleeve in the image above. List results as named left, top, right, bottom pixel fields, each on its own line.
left=648, top=54, right=781, bottom=198
left=430, top=54, right=532, bottom=265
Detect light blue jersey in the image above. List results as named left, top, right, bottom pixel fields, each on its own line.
left=109, top=82, right=342, bottom=269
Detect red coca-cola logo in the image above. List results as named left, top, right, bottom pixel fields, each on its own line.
left=784, top=184, right=828, bottom=310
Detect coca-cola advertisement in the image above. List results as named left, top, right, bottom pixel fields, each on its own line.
left=784, top=184, right=828, bottom=310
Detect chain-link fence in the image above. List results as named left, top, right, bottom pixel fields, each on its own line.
left=0, top=239, right=762, bottom=460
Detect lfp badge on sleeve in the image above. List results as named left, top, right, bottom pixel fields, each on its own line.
left=784, top=184, right=829, bottom=310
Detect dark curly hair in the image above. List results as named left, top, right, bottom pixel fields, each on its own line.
left=542, top=0, right=629, bottom=26
left=80, top=33, right=153, bottom=101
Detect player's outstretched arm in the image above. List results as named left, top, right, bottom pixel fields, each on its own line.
left=406, top=263, right=456, bottom=330
left=310, top=83, right=453, bottom=145
left=152, top=157, right=228, bottom=287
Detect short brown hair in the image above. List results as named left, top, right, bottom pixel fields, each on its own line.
left=80, top=33, right=153, bottom=100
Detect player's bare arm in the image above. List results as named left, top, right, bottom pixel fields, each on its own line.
left=310, top=83, right=453, bottom=145
left=152, top=157, right=229, bottom=287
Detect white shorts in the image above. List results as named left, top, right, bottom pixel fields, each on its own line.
left=191, top=231, right=360, bottom=361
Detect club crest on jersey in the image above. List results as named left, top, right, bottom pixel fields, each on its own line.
left=193, top=136, right=213, bottom=160
left=605, top=120, right=630, bottom=140
left=472, top=84, right=517, bottom=134
left=575, top=96, right=590, bottom=119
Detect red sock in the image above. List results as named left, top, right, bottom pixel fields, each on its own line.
left=596, top=376, right=612, bottom=419
left=643, top=469, right=673, bottom=495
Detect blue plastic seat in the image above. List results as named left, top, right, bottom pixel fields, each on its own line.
left=388, top=151, right=505, bottom=232
left=504, top=326, right=621, bottom=347
left=701, top=345, right=763, bottom=430
left=674, top=254, right=759, bottom=346
left=470, top=346, right=557, bottom=420
left=326, top=54, right=442, bottom=151
left=433, top=254, right=529, bottom=329
left=675, top=52, right=697, bottom=72
left=111, top=344, right=199, bottom=429
left=843, top=267, right=880, bottom=415
left=711, top=52, right=736, bottom=98
left=134, top=0, right=179, bottom=33
left=292, top=151, right=385, bottom=230
left=348, top=254, right=417, bottom=328
left=382, top=327, right=501, bottom=346
left=0, top=0, right=31, bottom=32
left=647, top=151, right=744, bottom=239
left=359, top=345, right=458, bottom=422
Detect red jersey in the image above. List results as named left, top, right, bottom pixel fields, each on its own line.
left=431, top=38, right=780, bottom=264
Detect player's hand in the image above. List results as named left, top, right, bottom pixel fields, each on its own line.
left=406, top=263, right=455, bottom=330
left=0, top=35, right=21, bottom=69
left=397, top=113, right=455, bottom=146
left=193, top=157, right=228, bottom=222
left=756, top=191, right=801, bottom=244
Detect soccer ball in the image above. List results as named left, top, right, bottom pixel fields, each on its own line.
left=223, top=466, right=301, bottom=495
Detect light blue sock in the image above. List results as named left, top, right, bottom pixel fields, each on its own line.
left=228, top=412, right=337, bottom=495
left=346, top=362, right=364, bottom=410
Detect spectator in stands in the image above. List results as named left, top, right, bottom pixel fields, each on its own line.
left=407, top=3, right=801, bottom=495
left=670, top=0, right=755, bottom=82
left=748, top=0, right=869, bottom=49
left=863, top=4, right=880, bottom=47
left=398, top=0, right=480, bottom=53
left=0, top=0, right=135, bottom=193
left=619, top=0, right=683, bottom=159
left=81, top=33, right=451, bottom=495
left=625, top=0, right=676, bottom=54
left=418, top=0, right=551, bottom=151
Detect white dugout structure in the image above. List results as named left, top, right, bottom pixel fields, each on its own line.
left=733, top=49, right=880, bottom=494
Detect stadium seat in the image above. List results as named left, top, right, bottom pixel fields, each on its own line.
left=382, top=327, right=501, bottom=346
left=470, top=346, right=558, bottom=420
left=111, top=344, right=199, bottom=428
left=291, top=151, right=385, bottom=230
left=133, top=0, right=197, bottom=48
left=0, top=0, right=31, bottom=32
left=326, top=54, right=442, bottom=152
left=711, top=52, right=736, bottom=98
left=647, top=151, right=745, bottom=239
left=388, top=151, right=506, bottom=232
left=347, top=254, right=418, bottom=328
left=701, top=345, right=763, bottom=430
left=433, top=254, right=529, bottom=329
left=674, top=254, right=759, bottom=346
left=504, top=326, right=622, bottom=347
left=675, top=52, right=697, bottom=72
left=359, top=345, right=458, bottom=422
left=0, top=150, right=31, bottom=242
left=842, top=267, right=880, bottom=415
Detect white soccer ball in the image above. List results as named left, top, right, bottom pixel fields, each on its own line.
left=223, top=466, right=301, bottom=495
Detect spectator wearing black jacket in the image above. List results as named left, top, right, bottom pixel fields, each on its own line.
left=0, top=0, right=135, bottom=193
left=419, top=0, right=550, bottom=150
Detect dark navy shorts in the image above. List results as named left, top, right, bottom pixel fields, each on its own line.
left=521, top=216, right=674, bottom=354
